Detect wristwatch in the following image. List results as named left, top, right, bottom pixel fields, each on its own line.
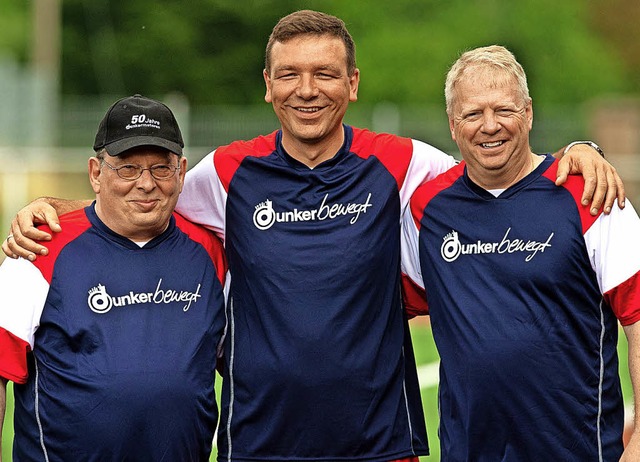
left=563, top=140, right=605, bottom=158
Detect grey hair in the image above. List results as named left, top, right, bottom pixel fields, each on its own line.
left=445, top=45, right=531, bottom=116
left=94, top=148, right=107, bottom=161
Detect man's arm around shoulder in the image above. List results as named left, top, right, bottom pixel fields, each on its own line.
left=2, top=197, right=91, bottom=261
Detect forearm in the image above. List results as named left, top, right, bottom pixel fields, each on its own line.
left=624, top=322, right=640, bottom=428
left=39, top=197, right=91, bottom=216
left=552, top=141, right=605, bottom=160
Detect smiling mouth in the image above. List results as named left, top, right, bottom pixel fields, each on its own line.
left=131, top=199, right=158, bottom=207
left=295, top=107, right=321, bottom=113
left=481, top=141, right=504, bottom=148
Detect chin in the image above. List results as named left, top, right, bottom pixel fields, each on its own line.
left=132, top=215, right=166, bottom=230
left=291, top=125, right=325, bottom=140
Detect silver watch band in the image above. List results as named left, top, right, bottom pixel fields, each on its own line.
left=563, top=140, right=605, bottom=158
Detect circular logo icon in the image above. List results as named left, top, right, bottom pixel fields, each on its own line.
left=441, top=232, right=461, bottom=262
left=253, top=201, right=276, bottom=230
left=87, top=285, right=113, bottom=314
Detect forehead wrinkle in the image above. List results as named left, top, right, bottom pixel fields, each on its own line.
left=455, top=70, right=527, bottom=111
left=461, top=64, right=515, bottom=88
left=115, top=151, right=176, bottom=166
left=271, top=36, right=347, bottom=67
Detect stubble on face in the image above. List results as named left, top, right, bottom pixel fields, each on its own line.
left=264, top=34, right=359, bottom=167
left=449, top=68, right=533, bottom=189
left=92, top=149, right=185, bottom=241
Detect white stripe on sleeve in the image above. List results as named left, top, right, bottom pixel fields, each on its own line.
left=0, top=257, right=50, bottom=348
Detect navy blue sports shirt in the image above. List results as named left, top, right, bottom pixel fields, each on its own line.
left=402, top=155, right=640, bottom=461
left=177, top=125, right=456, bottom=461
left=0, top=205, right=227, bottom=461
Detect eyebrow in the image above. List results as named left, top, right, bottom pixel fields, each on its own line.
left=273, top=63, right=342, bottom=73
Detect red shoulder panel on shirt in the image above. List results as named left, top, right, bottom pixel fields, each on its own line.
left=0, top=326, right=32, bottom=384
left=542, top=160, right=600, bottom=234
left=213, top=131, right=279, bottom=192
left=605, top=272, right=640, bottom=326
left=402, top=274, right=430, bottom=317
left=349, top=128, right=413, bottom=191
left=173, top=212, right=227, bottom=286
left=32, top=209, right=92, bottom=284
left=410, top=162, right=465, bottom=229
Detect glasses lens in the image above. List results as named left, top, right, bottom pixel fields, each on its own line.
left=151, top=165, right=175, bottom=179
left=118, top=165, right=142, bottom=179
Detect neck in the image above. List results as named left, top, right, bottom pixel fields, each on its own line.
left=94, top=202, right=169, bottom=242
left=469, top=152, right=541, bottom=190
left=280, top=129, right=345, bottom=169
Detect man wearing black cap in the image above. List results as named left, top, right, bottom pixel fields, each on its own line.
left=0, top=95, right=227, bottom=460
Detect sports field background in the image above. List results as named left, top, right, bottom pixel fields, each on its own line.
left=1, top=322, right=633, bottom=461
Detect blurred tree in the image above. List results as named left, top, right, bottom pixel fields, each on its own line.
left=329, top=0, right=630, bottom=105
left=590, top=0, right=640, bottom=89
left=0, top=0, right=637, bottom=105
left=0, top=0, right=29, bottom=62
left=60, top=0, right=300, bottom=104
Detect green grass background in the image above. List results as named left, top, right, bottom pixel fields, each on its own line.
left=2, top=322, right=633, bottom=461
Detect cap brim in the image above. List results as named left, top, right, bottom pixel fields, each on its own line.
left=105, top=136, right=183, bottom=156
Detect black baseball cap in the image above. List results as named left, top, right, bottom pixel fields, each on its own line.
left=93, top=94, right=184, bottom=156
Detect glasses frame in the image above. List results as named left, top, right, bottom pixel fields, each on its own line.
left=101, top=159, right=180, bottom=181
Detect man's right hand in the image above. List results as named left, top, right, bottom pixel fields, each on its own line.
left=2, top=199, right=62, bottom=261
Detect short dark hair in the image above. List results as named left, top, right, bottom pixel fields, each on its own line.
left=264, top=10, right=356, bottom=76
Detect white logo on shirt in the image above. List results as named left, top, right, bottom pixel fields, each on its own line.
left=87, top=279, right=202, bottom=314
left=441, top=228, right=554, bottom=263
left=252, top=194, right=374, bottom=231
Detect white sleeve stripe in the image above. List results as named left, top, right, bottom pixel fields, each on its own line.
left=401, top=205, right=425, bottom=290
left=399, top=140, right=456, bottom=211
left=176, top=151, right=227, bottom=242
left=584, top=200, right=640, bottom=294
left=0, top=258, right=50, bottom=348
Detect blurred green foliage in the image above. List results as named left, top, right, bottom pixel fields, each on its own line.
left=0, top=0, right=638, bottom=106
left=0, top=0, right=29, bottom=62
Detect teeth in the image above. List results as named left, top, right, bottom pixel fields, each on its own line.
left=482, top=141, right=503, bottom=148
left=297, top=107, right=319, bottom=112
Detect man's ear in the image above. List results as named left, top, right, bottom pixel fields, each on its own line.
left=178, top=156, right=188, bottom=193
left=349, top=68, right=360, bottom=102
left=264, top=69, right=273, bottom=103
left=88, top=157, right=102, bottom=194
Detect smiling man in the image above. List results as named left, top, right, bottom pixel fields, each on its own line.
left=264, top=32, right=359, bottom=167
left=0, top=95, right=227, bottom=460
left=402, top=45, right=640, bottom=461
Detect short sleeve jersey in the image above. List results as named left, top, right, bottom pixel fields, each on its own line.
left=176, top=125, right=456, bottom=461
left=0, top=204, right=227, bottom=461
left=401, top=155, right=640, bottom=461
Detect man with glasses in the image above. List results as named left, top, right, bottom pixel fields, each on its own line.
left=0, top=95, right=227, bottom=459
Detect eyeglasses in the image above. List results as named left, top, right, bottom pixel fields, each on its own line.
left=101, top=159, right=180, bottom=181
